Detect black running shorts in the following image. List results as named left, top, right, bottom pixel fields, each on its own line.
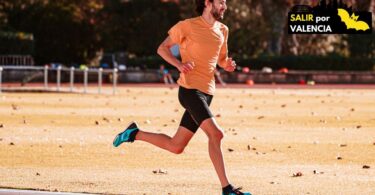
left=178, top=86, right=214, bottom=133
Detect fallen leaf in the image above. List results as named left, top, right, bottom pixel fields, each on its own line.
left=11, top=104, right=19, bottom=110
left=363, top=165, right=370, bottom=169
left=313, top=170, right=324, bottom=174
left=102, top=117, right=110, bottom=123
left=153, top=169, right=168, bottom=175
left=292, top=172, right=303, bottom=177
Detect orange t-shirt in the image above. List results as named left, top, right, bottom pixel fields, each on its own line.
left=168, top=16, right=229, bottom=95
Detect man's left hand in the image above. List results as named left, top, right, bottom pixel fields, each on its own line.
left=224, top=57, right=236, bottom=72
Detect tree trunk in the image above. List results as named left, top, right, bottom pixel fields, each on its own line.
left=262, top=0, right=289, bottom=56
left=370, top=0, right=375, bottom=28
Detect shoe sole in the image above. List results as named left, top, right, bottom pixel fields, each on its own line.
left=113, top=121, right=138, bottom=147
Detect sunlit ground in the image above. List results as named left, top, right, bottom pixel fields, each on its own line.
left=0, top=86, right=374, bottom=195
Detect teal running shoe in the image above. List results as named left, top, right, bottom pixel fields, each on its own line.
left=113, top=122, right=139, bottom=147
left=223, top=187, right=252, bottom=195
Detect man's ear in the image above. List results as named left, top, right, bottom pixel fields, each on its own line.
left=205, top=0, right=212, bottom=9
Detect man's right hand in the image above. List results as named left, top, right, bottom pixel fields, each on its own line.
left=177, top=62, right=195, bottom=73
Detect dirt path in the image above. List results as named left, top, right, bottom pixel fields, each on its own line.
left=0, top=86, right=374, bottom=194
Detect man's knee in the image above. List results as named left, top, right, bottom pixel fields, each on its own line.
left=170, top=145, right=185, bottom=154
left=200, top=118, right=224, bottom=140
left=208, top=128, right=224, bottom=141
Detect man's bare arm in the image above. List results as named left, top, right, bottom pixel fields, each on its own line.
left=157, top=37, right=194, bottom=73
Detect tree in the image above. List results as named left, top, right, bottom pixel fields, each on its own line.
left=282, top=0, right=347, bottom=56
left=260, top=0, right=291, bottom=56
left=223, top=0, right=269, bottom=58
left=99, top=0, right=181, bottom=57
left=346, top=0, right=374, bottom=58
left=1, top=0, right=103, bottom=65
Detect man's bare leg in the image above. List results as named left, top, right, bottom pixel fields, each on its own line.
left=200, top=117, right=229, bottom=187
left=135, top=126, right=194, bottom=154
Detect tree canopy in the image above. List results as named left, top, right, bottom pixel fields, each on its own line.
left=0, top=0, right=374, bottom=65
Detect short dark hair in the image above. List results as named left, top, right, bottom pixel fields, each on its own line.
left=195, top=0, right=214, bottom=15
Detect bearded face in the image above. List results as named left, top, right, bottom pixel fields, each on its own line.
left=210, top=0, right=227, bottom=20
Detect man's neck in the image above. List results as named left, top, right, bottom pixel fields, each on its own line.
left=201, top=11, right=217, bottom=26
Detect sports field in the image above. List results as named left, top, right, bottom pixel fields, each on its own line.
left=0, top=85, right=374, bottom=195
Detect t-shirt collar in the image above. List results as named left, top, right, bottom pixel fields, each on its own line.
left=199, top=16, right=218, bottom=29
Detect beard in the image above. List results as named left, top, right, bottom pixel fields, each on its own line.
left=211, top=6, right=225, bottom=20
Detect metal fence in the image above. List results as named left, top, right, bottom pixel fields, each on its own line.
left=0, top=66, right=118, bottom=95
left=0, top=55, right=34, bottom=66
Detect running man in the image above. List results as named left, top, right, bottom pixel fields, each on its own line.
left=113, top=0, right=251, bottom=194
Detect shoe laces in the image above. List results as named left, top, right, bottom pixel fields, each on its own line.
left=232, top=187, right=244, bottom=195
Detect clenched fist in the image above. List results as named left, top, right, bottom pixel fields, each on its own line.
left=224, top=58, right=236, bottom=72
left=177, top=62, right=195, bottom=73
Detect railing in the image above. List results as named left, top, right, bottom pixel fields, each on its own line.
left=0, top=65, right=118, bottom=95
left=0, top=55, right=34, bottom=66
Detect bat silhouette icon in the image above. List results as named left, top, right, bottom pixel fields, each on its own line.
left=338, top=8, right=370, bottom=31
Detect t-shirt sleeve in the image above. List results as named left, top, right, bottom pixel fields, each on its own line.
left=168, top=20, right=189, bottom=45
left=218, top=26, right=229, bottom=69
